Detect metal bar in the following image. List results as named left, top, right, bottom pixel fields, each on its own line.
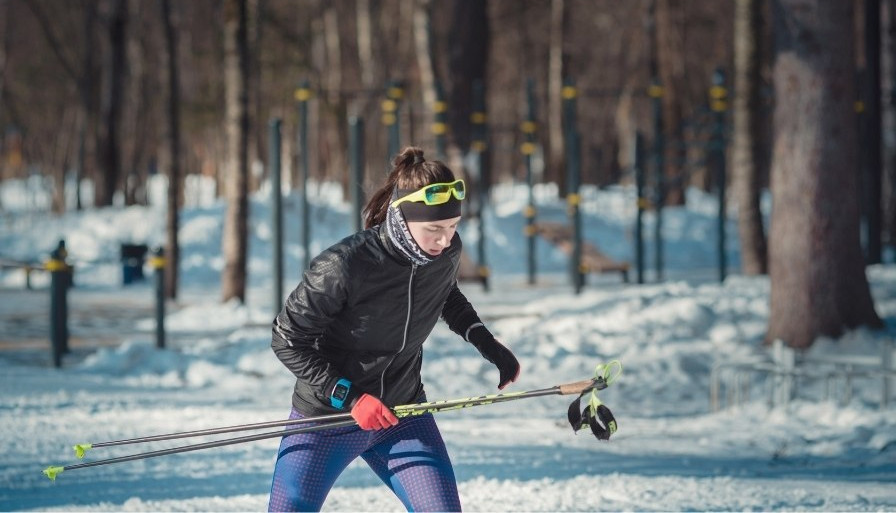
left=269, top=118, right=283, bottom=314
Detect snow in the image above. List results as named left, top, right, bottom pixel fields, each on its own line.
left=1, top=176, right=895, bottom=511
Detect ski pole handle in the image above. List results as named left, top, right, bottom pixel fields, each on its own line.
left=558, top=379, right=600, bottom=395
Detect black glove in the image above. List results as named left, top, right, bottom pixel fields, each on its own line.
left=467, top=325, right=520, bottom=389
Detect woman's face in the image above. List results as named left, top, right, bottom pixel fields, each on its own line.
left=406, top=216, right=461, bottom=256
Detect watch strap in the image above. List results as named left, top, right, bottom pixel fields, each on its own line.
left=330, top=378, right=353, bottom=409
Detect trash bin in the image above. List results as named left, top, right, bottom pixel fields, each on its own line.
left=120, top=243, right=148, bottom=285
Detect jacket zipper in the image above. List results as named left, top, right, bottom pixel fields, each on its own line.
left=380, top=263, right=416, bottom=398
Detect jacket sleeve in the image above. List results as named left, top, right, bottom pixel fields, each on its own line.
left=441, top=282, right=486, bottom=341
left=271, top=247, right=352, bottom=403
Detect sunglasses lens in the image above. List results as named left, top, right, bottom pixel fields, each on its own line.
left=424, top=184, right=450, bottom=204
left=453, top=181, right=465, bottom=199
left=423, top=181, right=465, bottom=203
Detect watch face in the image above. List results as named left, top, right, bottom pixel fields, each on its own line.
left=333, top=385, right=348, bottom=400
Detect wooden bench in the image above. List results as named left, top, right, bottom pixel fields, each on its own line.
left=534, top=222, right=630, bottom=282
left=0, top=257, right=47, bottom=289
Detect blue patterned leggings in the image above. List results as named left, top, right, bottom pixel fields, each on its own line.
left=268, top=409, right=461, bottom=512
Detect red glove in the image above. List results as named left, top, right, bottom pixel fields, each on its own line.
left=351, top=394, right=399, bottom=430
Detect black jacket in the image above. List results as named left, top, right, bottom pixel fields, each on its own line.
left=271, top=224, right=484, bottom=415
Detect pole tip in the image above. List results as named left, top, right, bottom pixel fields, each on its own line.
left=73, top=444, right=92, bottom=459
left=43, top=466, right=64, bottom=481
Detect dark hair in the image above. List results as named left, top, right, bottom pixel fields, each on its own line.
left=363, top=146, right=456, bottom=229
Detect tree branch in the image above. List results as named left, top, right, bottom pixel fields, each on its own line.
left=23, top=0, right=79, bottom=82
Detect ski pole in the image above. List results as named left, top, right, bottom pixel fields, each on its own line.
left=43, top=419, right=358, bottom=481
left=70, top=411, right=354, bottom=458
left=71, top=376, right=604, bottom=459
left=45, top=371, right=614, bottom=480
left=392, top=377, right=601, bottom=416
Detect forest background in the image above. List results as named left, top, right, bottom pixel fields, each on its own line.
left=1, top=0, right=895, bottom=350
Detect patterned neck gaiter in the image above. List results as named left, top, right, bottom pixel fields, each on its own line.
left=386, top=205, right=436, bottom=267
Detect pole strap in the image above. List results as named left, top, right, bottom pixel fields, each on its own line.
left=567, top=361, right=621, bottom=440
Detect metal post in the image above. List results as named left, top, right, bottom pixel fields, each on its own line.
left=471, top=80, right=490, bottom=291
left=563, top=79, right=584, bottom=292
left=883, top=338, right=893, bottom=407
left=383, top=80, right=403, bottom=160
left=772, top=339, right=795, bottom=406
left=710, top=68, right=728, bottom=283
left=433, top=82, right=448, bottom=159
left=569, top=131, right=584, bottom=294
left=149, top=247, right=166, bottom=349
left=855, top=70, right=868, bottom=258
left=349, top=116, right=365, bottom=233
left=522, top=78, right=538, bottom=285
left=46, top=242, right=68, bottom=368
left=650, top=79, right=666, bottom=282
left=634, top=132, right=646, bottom=285
left=58, top=240, right=70, bottom=354
left=863, top=0, right=882, bottom=264
left=295, top=81, right=312, bottom=271
left=562, top=78, right=576, bottom=198
left=269, top=118, right=283, bottom=314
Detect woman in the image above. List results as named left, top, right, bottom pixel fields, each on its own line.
left=268, top=146, right=520, bottom=512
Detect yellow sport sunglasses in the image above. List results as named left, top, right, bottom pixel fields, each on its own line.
left=390, top=179, right=466, bottom=208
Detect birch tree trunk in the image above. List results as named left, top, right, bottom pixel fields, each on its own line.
left=322, top=3, right=347, bottom=189
left=655, top=0, right=687, bottom=206
left=767, top=0, right=882, bottom=349
left=732, top=0, right=767, bottom=275
left=356, top=0, right=383, bottom=173
left=124, top=0, right=148, bottom=207
left=413, top=0, right=439, bottom=148
left=221, top=0, right=250, bottom=303
left=357, top=0, right=376, bottom=90
left=547, top=0, right=566, bottom=190
left=77, top=0, right=98, bottom=211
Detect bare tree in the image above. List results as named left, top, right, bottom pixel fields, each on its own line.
left=655, top=0, right=687, bottom=206
left=19, top=0, right=89, bottom=210
left=413, top=0, right=439, bottom=147
left=732, top=0, right=768, bottom=275
left=221, top=0, right=250, bottom=303
left=886, top=0, right=896, bottom=249
left=447, top=0, right=488, bottom=157
left=96, top=0, right=128, bottom=206
left=123, top=0, right=152, bottom=206
left=1, top=0, right=753, bottom=224
left=319, top=2, right=348, bottom=189
left=160, top=0, right=181, bottom=300
left=0, top=0, right=8, bottom=192
left=767, top=0, right=882, bottom=349
left=77, top=0, right=99, bottom=211
left=357, top=0, right=376, bottom=91
left=249, top=0, right=264, bottom=193
left=356, top=0, right=385, bottom=174
left=546, top=0, right=566, bottom=190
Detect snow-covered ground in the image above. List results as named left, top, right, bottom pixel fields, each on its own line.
left=1, top=177, right=895, bottom=511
